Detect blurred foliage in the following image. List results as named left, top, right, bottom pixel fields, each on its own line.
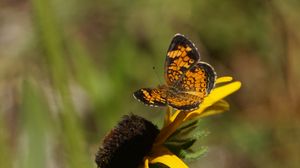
left=0, top=0, right=300, bottom=167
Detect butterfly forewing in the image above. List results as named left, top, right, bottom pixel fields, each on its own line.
left=164, top=34, right=200, bottom=87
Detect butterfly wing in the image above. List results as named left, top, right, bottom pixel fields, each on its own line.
left=178, top=62, right=216, bottom=96
left=166, top=62, right=216, bottom=111
left=133, top=87, right=167, bottom=107
left=166, top=90, right=201, bottom=111
left=164, top=34, right=200, bottom=86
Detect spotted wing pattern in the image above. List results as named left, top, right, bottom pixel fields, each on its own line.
left=166, top=90, right=202, bottom=111
left=177, top=62, right=216, bottom=96
left=165, top=34, right=200, bottom=86
left=133, top=87, right=167, bottom=107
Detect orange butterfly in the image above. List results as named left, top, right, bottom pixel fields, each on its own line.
left=134, top=34, right=216, bottom=111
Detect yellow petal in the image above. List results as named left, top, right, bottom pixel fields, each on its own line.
left=143, top=158, right=149, bottom=168
left=169, top=110, right=181, bottom=123
left=185, top=81, right=241, bottom=121
left=216, top=76, right=233, bottom=84
left=149, top=146, right=189, bottom=168
left=164, top=107, right=173, bottom=126
left=205, top=81, right=241, bottom=106
left=189, top=100, right=229, bottom=120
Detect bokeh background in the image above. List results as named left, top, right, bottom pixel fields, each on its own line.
left=0, top=0, right=299, bottom=167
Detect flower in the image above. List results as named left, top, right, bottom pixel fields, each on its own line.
left=95, top=115, right=159, bottom=168
left=143, top=76, right=241, bottom=168
left=95, top=76, right=241, bottom=168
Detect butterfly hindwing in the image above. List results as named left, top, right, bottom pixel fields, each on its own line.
left=166, top=90, right=201, bottom=111
left=177, top=62, right=216, bottom=96
left=133, top=87, right=167, bottom=107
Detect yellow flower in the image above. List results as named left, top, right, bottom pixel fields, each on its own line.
left=143, top=76, right=241, bottom=168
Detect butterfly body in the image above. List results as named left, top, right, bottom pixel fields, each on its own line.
left=134, top=34, right=216, bottom=111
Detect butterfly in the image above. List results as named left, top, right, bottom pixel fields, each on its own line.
left=133, top=34, right=216, bottom=111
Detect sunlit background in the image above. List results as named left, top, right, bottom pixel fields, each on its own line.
left=0, top=0, right=300, bottom=168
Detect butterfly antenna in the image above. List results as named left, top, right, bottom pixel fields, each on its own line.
left=152, top=66, right=163, bottom=85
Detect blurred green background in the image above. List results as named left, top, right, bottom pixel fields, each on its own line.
left=0, top=0, right=299, bottom=167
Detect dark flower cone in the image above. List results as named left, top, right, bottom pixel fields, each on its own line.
left=95, top=114, right=159, bottom=168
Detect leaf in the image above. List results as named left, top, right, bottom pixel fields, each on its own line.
left=165, top=138, right=197, bottom=154
left=179, top=147, right=208, bottom=160
left=167, top=119, right=200, bottom=141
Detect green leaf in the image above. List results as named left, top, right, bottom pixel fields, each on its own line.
left=167, top=119, right=200, bottom=141
left=164, top=117, right=209, bottom=161
left=165, top=138, right=197, bottom=151
left=180, top=147, right=208, bottom=160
